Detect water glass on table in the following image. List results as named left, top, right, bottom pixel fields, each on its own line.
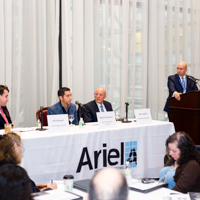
left=68, top=115, right=74, bottom=126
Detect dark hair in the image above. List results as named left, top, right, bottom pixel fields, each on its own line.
left=0, top=132, right=22, bottom=164
left=166, top=131, right=200, bottom=166
left=89, top=172, right=128, bottom=200
left=0, top=85, right=9, bottom=95
left=0, top=164, right=33, bottom=200
left=57, top=87, right=70, bottom=97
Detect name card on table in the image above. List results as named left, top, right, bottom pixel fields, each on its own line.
left=134, top=108, right=152, bottom=125
left=47, top=114, right=69, bottom=133
left=97, top=111, right=116, bottom=129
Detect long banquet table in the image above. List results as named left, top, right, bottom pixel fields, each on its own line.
left=3, top=120, right=175, bottom=184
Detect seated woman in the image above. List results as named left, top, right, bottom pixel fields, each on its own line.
left=159, top=131, right=200, bottom=193
left=0, top=132, right=57, bottom=193
left=0, top=164, right=33, bottom=200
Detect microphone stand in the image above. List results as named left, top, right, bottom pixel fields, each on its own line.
left=36, top=106, right=47, bottom=131
left=122, top=102, right=132, bottom=123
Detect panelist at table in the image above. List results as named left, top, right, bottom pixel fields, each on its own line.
left=164, top=61, right=198, bottom=114
left=47, top=87, right=78, bottom=124
left=0, top=85, right=12, bottom=129
left=84, top=87, right=113, bottom=123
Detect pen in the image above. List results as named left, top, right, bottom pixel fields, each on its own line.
left=50, top=180, right=53, bottom=183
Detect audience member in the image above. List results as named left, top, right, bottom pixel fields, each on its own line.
left=0, top=163, right=33, bottom=200
left=0, top=132, right=57, bottom=193
left=84, top=87, right=113, bottom=123
left=47, top=87, right=78, bottom=124
left=159, top=131, right=200, bottom=193
left=86, top=167, right=128, bottom=200
left=0, top=85, right=12, bottom=129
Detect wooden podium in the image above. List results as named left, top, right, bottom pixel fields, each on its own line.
left=169, top=90, right=200, bottom=144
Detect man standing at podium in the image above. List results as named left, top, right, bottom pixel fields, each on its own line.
left=164, top=61, right=198, bottom=113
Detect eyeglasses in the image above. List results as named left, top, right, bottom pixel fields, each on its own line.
left=95, top=93, right=104, bottom=97
left=17, top=143, right=25, bottom=153
left=177, top=67, right=186, bottom=71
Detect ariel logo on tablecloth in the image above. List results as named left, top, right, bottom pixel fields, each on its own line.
left=125, top=141, right=137, bottom=168
left=76, top=141, right=137, bottom=173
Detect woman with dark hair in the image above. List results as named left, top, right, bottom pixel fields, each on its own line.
left=159, top=131, right=200, bottom=193
left=0, top=132, right=57, bottom=193
left=0, top=164, right=33, bottom=200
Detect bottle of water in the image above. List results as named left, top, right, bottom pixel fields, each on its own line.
left=79, top=118, right=84, bottom=128
left=36, top=119, right=41, bottom=128
left=124, top=161, right=132, bottom=184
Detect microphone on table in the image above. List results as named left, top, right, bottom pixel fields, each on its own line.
left=36, top=106, right=47, bottom=131
left=122, top=102, right=132, bottom=123
left=75, top=101, right=85, bottom=108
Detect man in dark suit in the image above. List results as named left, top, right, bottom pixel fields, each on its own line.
left=84, top=87, right=113, bottom=123
left=0, top=85, right=12, bottom=129
left=164, top=61, right=198, bottom=113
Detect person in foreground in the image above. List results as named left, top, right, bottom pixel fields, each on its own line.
left=0, top=85, right=12, bottom=129
left=0, top=164, right=33, bottom=200
left=47, top=87, right=78, bottom=124
left=159, top=131, right=200, bottom=193
left=164, top=61, right=198, bottom=114
left=84, top=87, right=113, bottom=123
left=0, top=132, right=57, bottom=193
left=85, top=167, right=129, bottom=200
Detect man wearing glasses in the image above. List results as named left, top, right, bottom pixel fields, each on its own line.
left=164, top=61, right=198, bottom=114
left=84, top=87, right=113, bottom=123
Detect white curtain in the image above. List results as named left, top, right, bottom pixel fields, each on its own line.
left=1, top=0, right=200, bottom=127
left=0, top=0, right=59, bottom=127
left=62, top=0, right=200, bottom=120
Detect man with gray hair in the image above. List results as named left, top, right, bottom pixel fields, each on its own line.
left=86, top=167, right=129, bottom=200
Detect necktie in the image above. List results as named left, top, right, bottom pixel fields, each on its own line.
left=181, top=77, right=186, bottom=93
left=100, top=105, right=104, bottom=112
left=0, top=107, right=9, bottom=124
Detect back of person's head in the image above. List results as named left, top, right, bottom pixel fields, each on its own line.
left=88, top=167, right=128, bottom=200
left=0, top=132, right=22, bottom=164
left=0, top=164, right=33, bottom=200
left=57, top=87, right=70, bottom=97
left=166, top=131, right=200, bottom=165
left=0, top=85, right=9, bottom=96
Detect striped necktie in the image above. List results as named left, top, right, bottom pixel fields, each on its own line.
left=100, top=105, right=104, bottom=112
left=181, top=77, right=186, bottom=93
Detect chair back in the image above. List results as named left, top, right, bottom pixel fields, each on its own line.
left=36, top=107, right=50, bottom=126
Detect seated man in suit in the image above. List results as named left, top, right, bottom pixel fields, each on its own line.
left=164, top=61, right=198, bottom=114
left=0, top=85, right=12, bottom=129
left=47, top=87, right=78, bottom=124
left=84, top=87, right=113, bottom=123
left=86, top=167, right=128, bottom=200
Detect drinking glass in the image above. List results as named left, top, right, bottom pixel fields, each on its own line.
left=68, top=115, right=74, bottom=126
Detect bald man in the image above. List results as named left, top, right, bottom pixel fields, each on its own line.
left=164, top=61, right=198, bottom=113
left=84, top=87, right=113, bottom=123
left=86, top=168, right=129, bottom=200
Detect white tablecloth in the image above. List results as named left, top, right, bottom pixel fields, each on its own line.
left=14, top=120, right=175, bottom=184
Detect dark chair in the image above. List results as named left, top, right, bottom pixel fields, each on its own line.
left=36, top=107, right=50, bottom=126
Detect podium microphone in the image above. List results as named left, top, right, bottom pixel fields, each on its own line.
left=122, top=102, right=132, bottom=123
left=188, top=76, right=197, bottom=83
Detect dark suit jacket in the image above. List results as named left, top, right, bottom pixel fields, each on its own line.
left=84, top=100, right=113, bottom=123
left=0, top=106, right=12, bottom=129
left=164, top=74, right=198, bottom=113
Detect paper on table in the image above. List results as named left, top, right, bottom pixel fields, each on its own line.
left=33, top=190, right=81, bottom=200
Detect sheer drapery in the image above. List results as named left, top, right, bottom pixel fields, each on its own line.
left=62, top=0, right=200, bottom=120
left=1, top=0, right=200, bottom=127
left=0, top=0, right=59, bottom=127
